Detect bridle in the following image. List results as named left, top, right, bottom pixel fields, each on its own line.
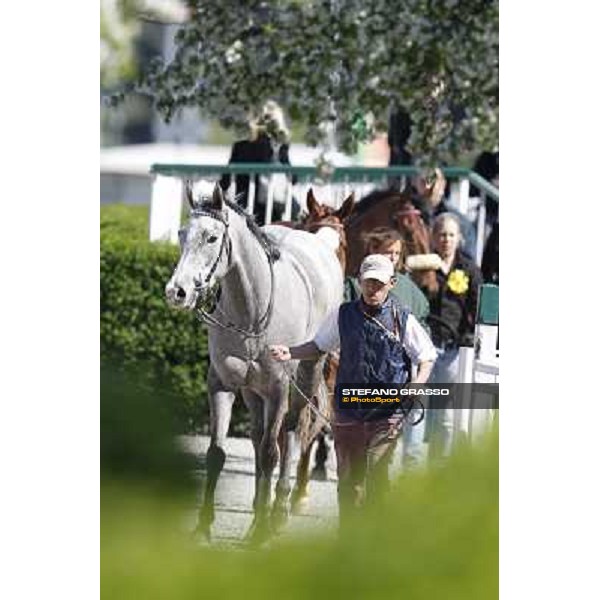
left=188, top=206, right=276, bottom=339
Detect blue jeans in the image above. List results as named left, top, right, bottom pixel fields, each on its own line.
left=427, top=347, right=460, bottom=461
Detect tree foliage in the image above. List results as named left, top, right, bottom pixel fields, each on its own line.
left=116, top=0, right=498, bottom=164
left=101, top=0, right=188, bottom=89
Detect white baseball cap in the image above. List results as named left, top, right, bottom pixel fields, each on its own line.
left=359, top=254, right=394, bottom=284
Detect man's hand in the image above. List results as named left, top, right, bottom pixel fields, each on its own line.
left=269, top=341, right=322, bottom=361
left=269, top=345, right=292, bottom=362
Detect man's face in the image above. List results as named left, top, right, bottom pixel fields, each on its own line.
left=360, top=277, right=394, bottom=306
left=369, top=240, right=402, bottom=269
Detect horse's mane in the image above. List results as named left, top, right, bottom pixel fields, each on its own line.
left=199, top=192, right=281, bottom=262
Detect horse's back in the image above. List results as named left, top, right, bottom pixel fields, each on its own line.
left=263, top=225, right=343, bottom=337
left=264, top=225, right=341, bottom=272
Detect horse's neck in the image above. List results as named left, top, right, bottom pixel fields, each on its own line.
left=219, top=212, right=272, bottom=327
left=315, top=226, right=344, bottom=273
left=336, top=232, right=348, bottom=273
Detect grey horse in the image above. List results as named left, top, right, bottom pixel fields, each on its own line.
left=165, top=182, right=343, bottom=543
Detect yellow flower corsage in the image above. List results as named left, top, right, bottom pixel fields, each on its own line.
left=447, top=269, right=469, bottom=295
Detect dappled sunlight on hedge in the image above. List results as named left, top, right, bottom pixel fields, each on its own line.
left=102, top=428, right=497, bottom=599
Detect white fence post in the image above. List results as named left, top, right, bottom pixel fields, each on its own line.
left=247, top=177, right=256, bottom=217
left=454, top=285, right=499, bottom=444
left=449, top=177, right=470, bottom=214
left=264, top=174, right=275, bottom=225
left=470, top=323, right=499, bottom=441
left=454, top=346, right=475, bottom=443
left=149, top=175, right=182, bottom=244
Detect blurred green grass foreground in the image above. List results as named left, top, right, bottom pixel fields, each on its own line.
left=101, top=365, right=498, bottom=599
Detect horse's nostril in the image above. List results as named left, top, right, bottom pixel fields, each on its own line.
left=176, top=287, right=186, bottom=300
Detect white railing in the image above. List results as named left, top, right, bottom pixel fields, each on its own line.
left=148, top=164, right=499, bottom=250
left=454, top=287, right=499, bottom=442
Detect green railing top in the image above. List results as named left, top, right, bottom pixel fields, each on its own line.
left=150, top=163, right=498, bottom=201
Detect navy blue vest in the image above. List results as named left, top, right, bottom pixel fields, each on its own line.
left=335, top=297, right=411, bottom=421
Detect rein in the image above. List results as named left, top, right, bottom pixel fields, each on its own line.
left=191, top=206, right=276, bottom=339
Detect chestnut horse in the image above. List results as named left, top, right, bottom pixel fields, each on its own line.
left=269, top=189, right=354, bottom=506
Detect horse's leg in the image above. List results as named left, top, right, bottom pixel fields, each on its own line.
left=196, top=366, right=235, bottom=541
left=289, top=358, right=327, bottom=514
left=311, top=431, right=330, bottom=480
left=291, top=422, right=313, bottom=514
left=311, top=352, right=337, bottom=481
left=239, top=389, right=264, bottom=513
left=271, top=421, right=293, bottom=532
left=246, top=381, right=288, bottom=544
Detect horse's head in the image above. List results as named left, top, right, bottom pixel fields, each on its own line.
left=391, top=197, right=431, bottom=255
left=302, top=188, right=354, bottom=271
left=165, top=182, right=231, bottom=311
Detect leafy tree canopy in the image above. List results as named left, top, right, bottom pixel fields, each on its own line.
left=113, top=0, right=498, bottom=164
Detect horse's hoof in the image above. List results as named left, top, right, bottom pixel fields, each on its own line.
left=245, top=517, right=272, bottom=547
left=311, top=466, right=328, bottom=481
left=270, top=505, right=290, bottom=533
left=192, top=522, right=212, bottom=544
left=291, top=492, right=310, bottom=516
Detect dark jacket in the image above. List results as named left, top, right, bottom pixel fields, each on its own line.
left=482, top=222, right=499, bottom=285
left=422, top=251, right=483, bottom=348
left=335, top=297, right=411, bottom=421
left=219, top=134, right=296, bottom=198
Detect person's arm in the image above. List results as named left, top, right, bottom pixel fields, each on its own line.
left=220, top=143, right=240, bottom=191
left=278, top=144, right=298, bottom=185
left=412, top=359, right=434, bottom=384
left=270, top=341, right=322, bottom=362
left=463, top=262, right=484, bottom=340
left=269, top=307, right=340, bottom=362
left=403, top=314, right=438, bottom=383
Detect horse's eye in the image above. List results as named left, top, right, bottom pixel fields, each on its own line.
left=207, top=235, right=218, bottom=244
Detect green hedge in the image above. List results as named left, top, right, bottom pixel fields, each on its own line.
left=100, top=204, right=248, bottom=435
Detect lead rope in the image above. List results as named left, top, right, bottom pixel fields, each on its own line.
left=280, top=360, right=422, bottom=434
left=281, top=361, right=336, bottom=427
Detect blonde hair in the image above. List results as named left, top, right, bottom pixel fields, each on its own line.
left=432, top=212, right=464, bottom=244
left=249, top=100, right=290, bottom=144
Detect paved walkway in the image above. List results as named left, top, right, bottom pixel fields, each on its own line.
left=178, top=434, right=411, bottom=545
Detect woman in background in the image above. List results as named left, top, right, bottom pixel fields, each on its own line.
left=422, top=213, right=483, bottom=461
left=220, top=100, right=299, bottom=225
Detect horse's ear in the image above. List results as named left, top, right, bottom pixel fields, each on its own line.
left=184, top=180, right=195, bottom=209
left=212, top=183, right=225, bottom=210
left=337, top=192, right=355, bottom=221
left=306, top=188, right=320, bottom=215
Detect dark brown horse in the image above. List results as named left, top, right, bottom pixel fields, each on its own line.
left=343, top=174, right=450, bottom=295
left=344, top=189, right=432, bottom=276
